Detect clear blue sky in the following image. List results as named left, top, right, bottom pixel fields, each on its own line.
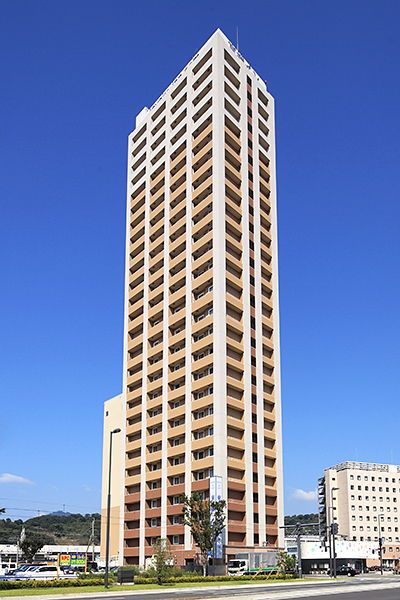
left=1, top=0, right=400, bottom=523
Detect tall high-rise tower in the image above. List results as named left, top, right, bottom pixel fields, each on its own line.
left=121, top=29, right=283, bottom=567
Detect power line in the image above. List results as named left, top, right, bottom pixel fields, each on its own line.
left=0, top=498, right=100, bottom=511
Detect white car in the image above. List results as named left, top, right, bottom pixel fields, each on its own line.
left=19, top=565, right=77, bottom=580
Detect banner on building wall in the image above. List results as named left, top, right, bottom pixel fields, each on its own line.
left=300, top=541, right=379, bottom=560
left=210, top=476, right=224, bottom=559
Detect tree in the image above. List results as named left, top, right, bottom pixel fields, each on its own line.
left=276, top=551, right=297, bottom=578
left=20, top=537, right=44, bottom=562
left=181, top=491, right=226, bottom=577
left=151, top=537, right=172, bottom=584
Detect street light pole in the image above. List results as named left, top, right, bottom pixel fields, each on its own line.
left=105, top=427, right=121, bottom=589
left=331, top=487, right=339, bottom=578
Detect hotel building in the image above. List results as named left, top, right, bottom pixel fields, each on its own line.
left=321, top=461, right=400, bottom=545
left=118, top=29, right=283, bottom=567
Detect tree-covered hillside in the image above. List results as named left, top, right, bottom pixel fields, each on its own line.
left=284, top=513, right=319, bottom=526
left=0, top=513, right=101, bottom=545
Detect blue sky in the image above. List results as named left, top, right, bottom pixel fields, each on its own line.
left=1, top=0, right=400, bottom=523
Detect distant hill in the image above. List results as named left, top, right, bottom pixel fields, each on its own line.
left=49, top=511, right=71, bottom=517
left=0, top=513, right=101, bottom=545
left=285, top=513, right=319, bottom=525
left=284, top=513, right=320, bottom=533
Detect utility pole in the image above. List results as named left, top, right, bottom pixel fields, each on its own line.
left=378, top=515, right=384, bottom=575
left=92, top=518, right=95, bottom=562
left=296, top=523, right=302, bottom=579
left=331, top=523, right=338, bottom=578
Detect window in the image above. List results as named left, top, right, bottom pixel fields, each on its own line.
left=152, top=464, right=158, bottom=471
left=152, top=445, right=158, bottom=453
left=198, top=451, right=204, bottom=460
left=173, top=535, right=180, bottom=545
left=174, top=401, right=180, bottom=408
left=174, top=457, right=180, bottom=466
left=209, top=427, right=213, bottom=435
left=198, top=410, right=205, bottom=419
left=173, top=515, right=180, bottom=525
left=198, top=471, right=205, bottom=480
left=209, top=446, right=214, bottom=456
left=151, top=499, right=158, bottom=508
left=152, top=427, right=158, bottom=435
left=152, top=481, right=158, bottom=490
left=173, top=495, right=180, bottom=505
left=151, top=518, right=157, bottom=527
left=173, top=476, right=180, bottom=485
left=174, top=438, right=180, bottom=446
left=174, top=419, right=180, bottom=427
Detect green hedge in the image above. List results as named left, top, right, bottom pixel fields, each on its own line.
left=133, top=573, right=298, bottom=585
left=0, top=578, right=106, bottom=590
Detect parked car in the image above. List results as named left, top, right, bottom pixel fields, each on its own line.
left=6, top=565, right=43, bottom=579
left=336, top=566, right=357, bottom=577
left=17, top=565, right=77, bottom=580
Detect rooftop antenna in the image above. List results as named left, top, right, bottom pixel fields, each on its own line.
left=236, top=27, right=239, bottom=51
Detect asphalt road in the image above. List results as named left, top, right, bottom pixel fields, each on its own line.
left=15, top=575, right=400, bottom=600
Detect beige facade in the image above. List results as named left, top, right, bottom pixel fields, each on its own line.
left=100, top=394, right=124, bottom=566
left=121, top=29, right=283, bottom=567
left=323, top=462, right=400, bottom=548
